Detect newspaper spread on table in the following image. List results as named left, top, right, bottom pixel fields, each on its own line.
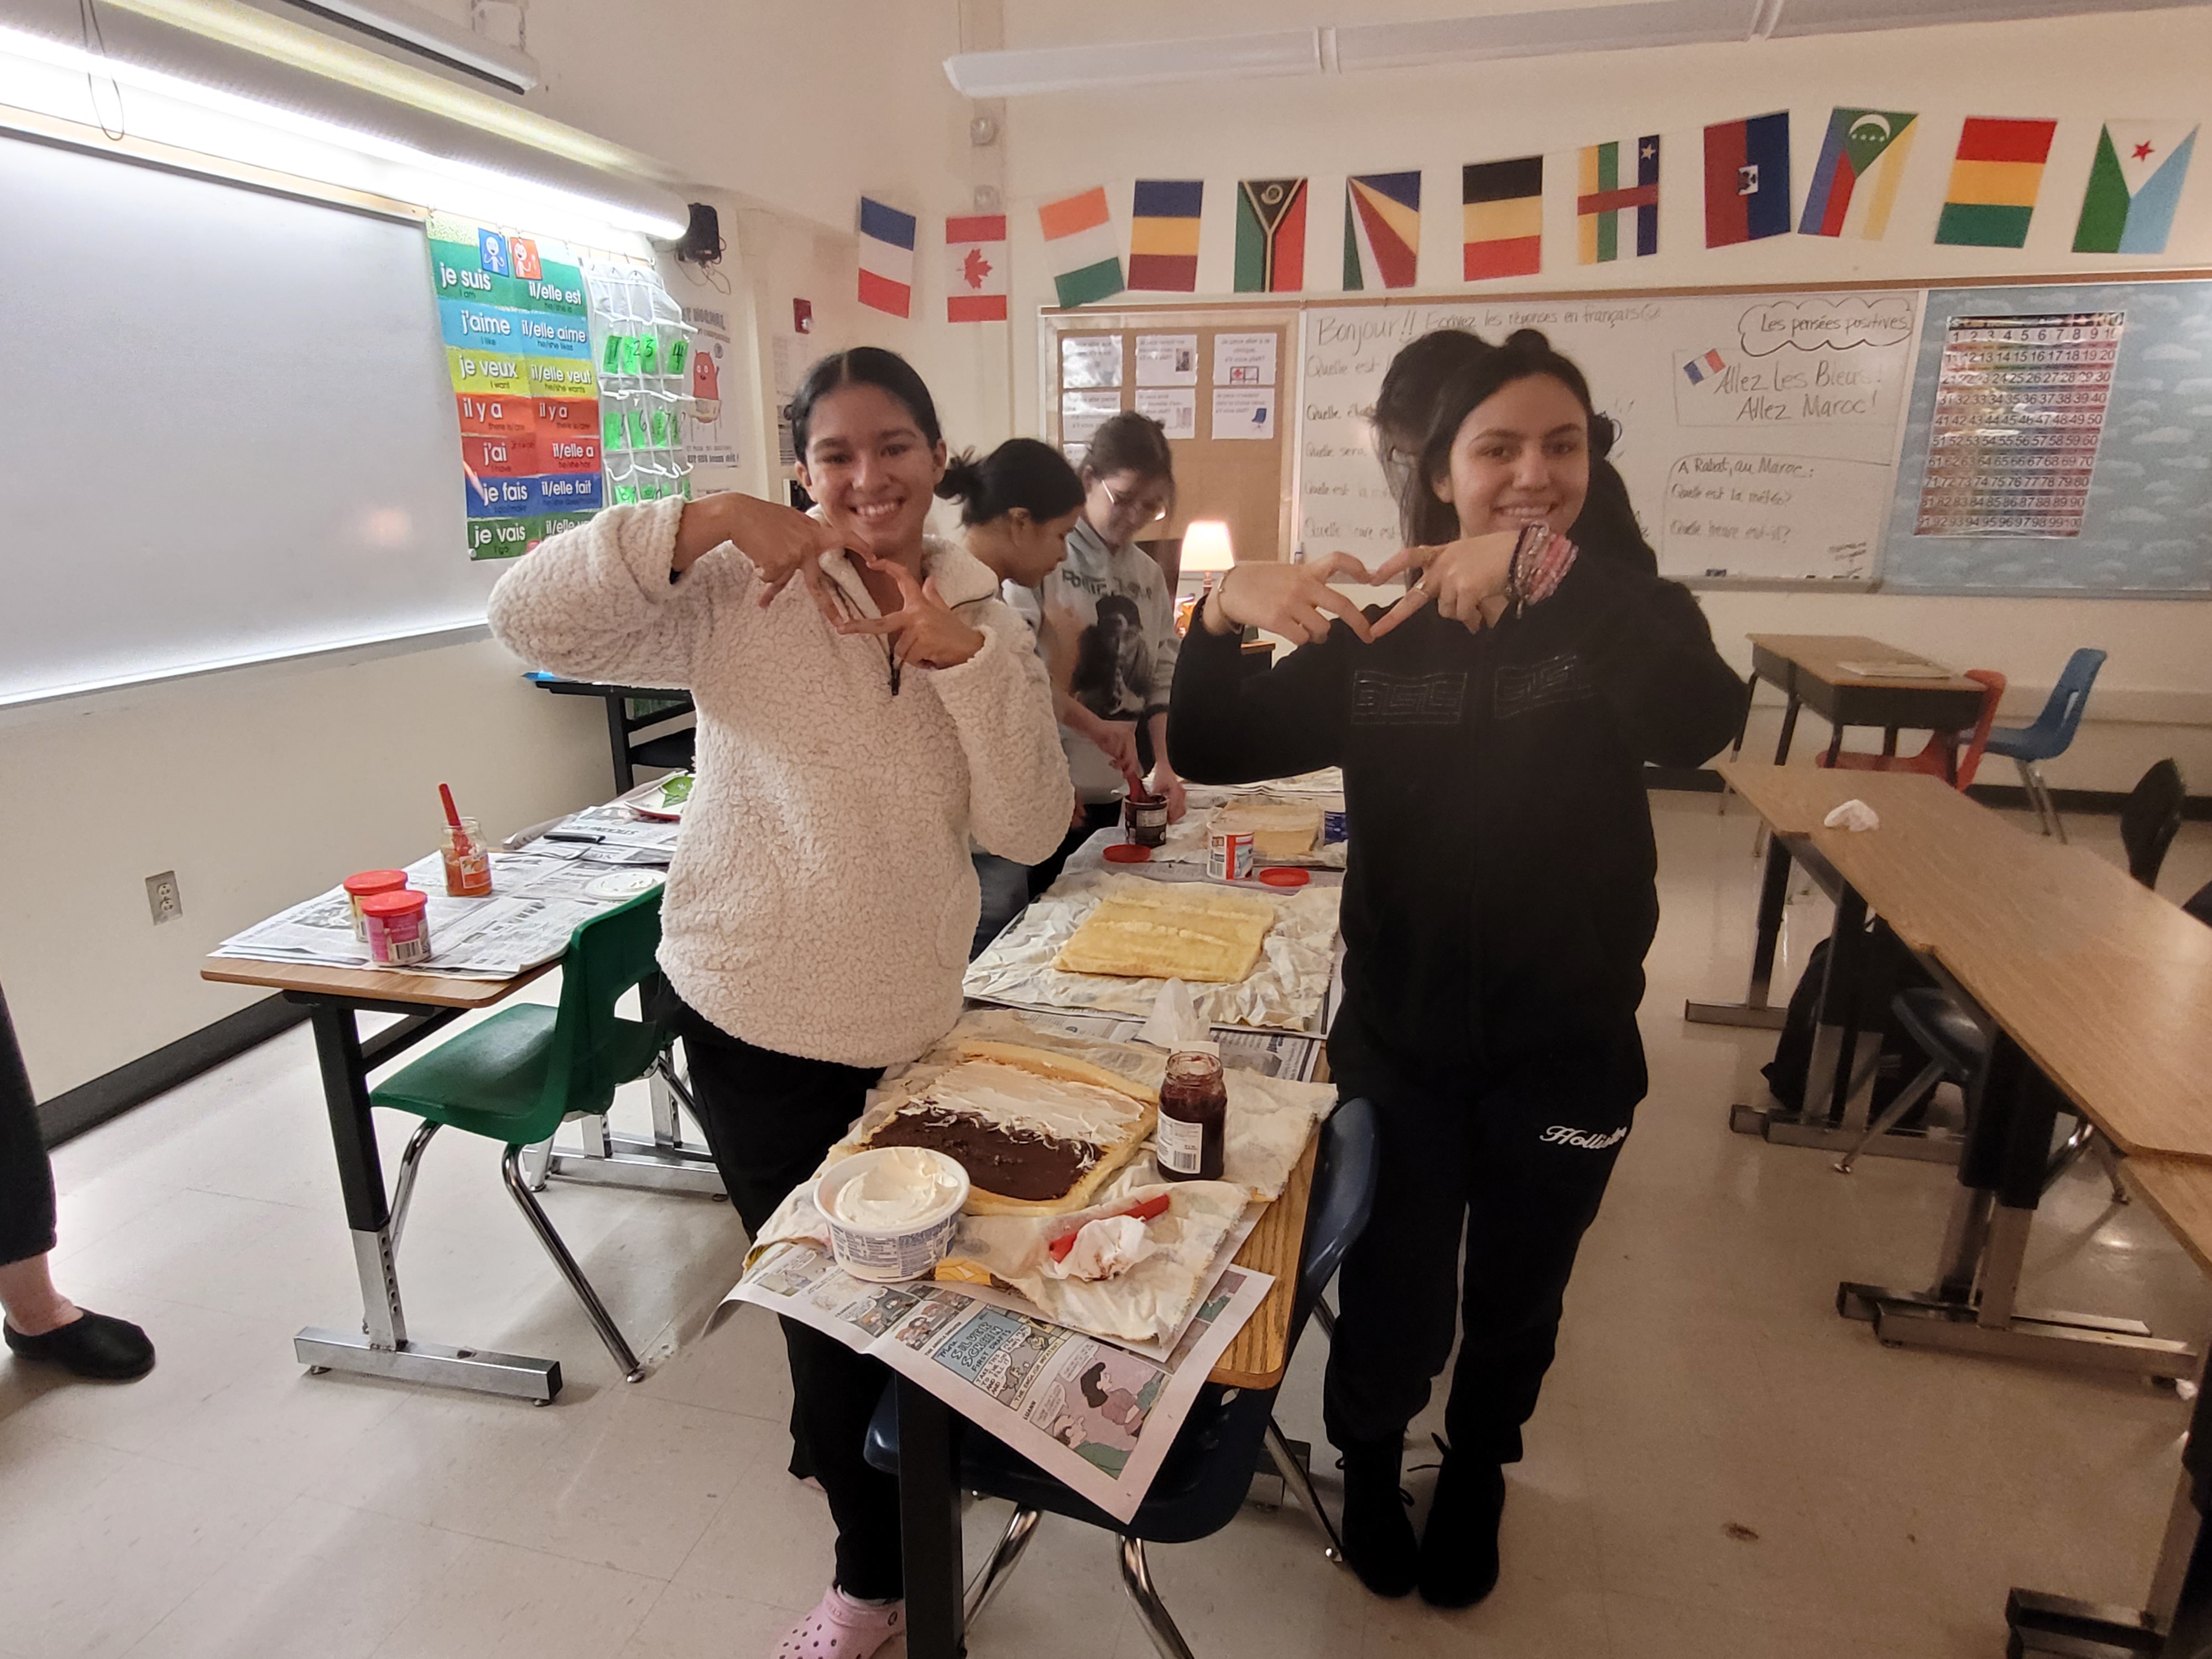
left=964, top=871, right=1340, bottom=1031
left=726, top=1243, right=1273, bottom=1523
left=999, top=1007, right=1327, bottom=1083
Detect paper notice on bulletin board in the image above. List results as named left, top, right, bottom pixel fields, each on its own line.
left=1062, top=335, right=1124, bottom=388
left=1136, top=334, right=1199, bottom=386
left=1213, top=332, right=1277, bottom=387
left=1212, top=385, right=1276, bottom=440
left=430, top=211, right=603, bottom=561
left=1135, top=386, right=1197, bottom=439
left=1062, top=389, right=1123, bottom=442
left=682, top=305, right=740, bottom=483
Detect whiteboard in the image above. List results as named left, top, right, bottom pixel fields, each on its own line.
left=1882, top=280, right=2212, bottom=596
left=1298, top=291, right=1926, bottom=583
left=0, top=135, right=490, bottom=705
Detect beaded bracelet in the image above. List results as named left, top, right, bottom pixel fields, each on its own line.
left=1504, top=523, right=1578, bottom=615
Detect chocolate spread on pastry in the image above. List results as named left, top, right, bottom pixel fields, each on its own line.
left=867, top=1106, right=1099, bottom=1202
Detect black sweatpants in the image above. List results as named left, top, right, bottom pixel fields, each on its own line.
left=1025, top=801, right=1122, bottom=900
left=1323, top=1048, right=1635, bottom=1465
left=1, top=985, right=57, bottom=1270
left=670, top=998, right=903, bottom=1601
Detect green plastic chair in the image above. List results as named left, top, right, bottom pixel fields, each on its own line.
left=370, top=888, right=672, bottom=1383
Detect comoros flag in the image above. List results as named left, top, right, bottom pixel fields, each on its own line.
left=1799, top=109, right=1917, bottom=239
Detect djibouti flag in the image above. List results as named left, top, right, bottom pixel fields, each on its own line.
left=1799, top=109, right=1917, bottom=239
left=2074, top=122, right=2198, bottom=254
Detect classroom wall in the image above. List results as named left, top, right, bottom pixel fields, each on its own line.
left=996, top=4, right=2212, bottom=791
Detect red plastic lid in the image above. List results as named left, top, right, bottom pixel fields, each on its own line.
left=1258, top=866, right=1311, bottom=888
left=359, top=889, right=429, bottom=917
left=1102, top=843, right=1152, bottom=863
left=343, top=869, right=410, bottom=896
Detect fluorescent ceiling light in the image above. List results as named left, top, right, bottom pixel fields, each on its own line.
left=1334, top=0, right=1756, bottom=69
left=0, top=6, right=684, bottom=237
left=945, top=29, right=1320, bottom=97
left=1764, top=0, right=2209, bottom=31
left=270, top=0, right=539, bottom=93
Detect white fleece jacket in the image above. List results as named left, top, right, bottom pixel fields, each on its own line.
left=487, top=498, right=1073, bottom=1068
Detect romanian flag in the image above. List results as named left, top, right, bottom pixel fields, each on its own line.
left=1704, top=113, right=1792, bottom=247
left=1799, top=108, right=1918, bottom=239
left=945, top=214, right=1007, bottom=323
left=1128, top=180, right=1203, bottom=291
left=2073, top=122, right=2197, bottom=254
left=1463, top=157, right=1542, bottom=280
left=1039, top=187, right=1124, bottom=309
left=1577, top=137, right=1658, bottom=264
left=1936, top=118, right=2057, bottom=248
left=856, top=196, right=916, bottom=317
left=1235, top=179, right=1307, bottom=293
left=1344, top=171, right=1422, bottom=290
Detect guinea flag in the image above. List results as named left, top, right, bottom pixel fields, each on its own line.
left=1799, top=109, right=1917, bottom=239
left=2073, top=122, right=2198, bottom=254
left=1234, top=178, right=1307, bottom=293
left=1936, top=117, right=2056, bottom=248
left=1704, top=112, right=1792, bottom=247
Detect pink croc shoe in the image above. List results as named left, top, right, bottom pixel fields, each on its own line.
left=771, top=1586, right=904, bottom=1658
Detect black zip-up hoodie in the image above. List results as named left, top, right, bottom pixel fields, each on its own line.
left=1168, top=547, right=1745, bottom=1103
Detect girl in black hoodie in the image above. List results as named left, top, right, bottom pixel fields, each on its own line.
left=1168, top=329, right=1744, bottom=1609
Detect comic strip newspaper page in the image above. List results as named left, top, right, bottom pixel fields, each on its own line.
left=726, top=1245, right=1274, bottom=1521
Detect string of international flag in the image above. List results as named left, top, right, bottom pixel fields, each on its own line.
left=854, top=111, right=2198, bottom=320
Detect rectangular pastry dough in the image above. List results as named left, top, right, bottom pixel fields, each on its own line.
left=1209, top=800, right=1323, bottom=860
left=1053, top=883, right=1277, bottom=983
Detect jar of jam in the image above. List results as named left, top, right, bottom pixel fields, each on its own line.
left=1156, top=1046, right=1227, bottom=1182
left=1123, top=790, right=1170, bottom=848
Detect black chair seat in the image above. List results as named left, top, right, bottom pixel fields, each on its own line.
left=1891, top=987, right=1985, bottom=1081
left=865, top=1376, right=1279, bottom=1546
left=631, top=729, right=696, bottom=772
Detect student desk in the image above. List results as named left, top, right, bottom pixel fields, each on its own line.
left=526, top=673, right=695, bottom=794
left=1687, top=637, right=1988, bottom=1031
left=198, top=953, right=576, bottom=1401
left=1718, top=763, right=2212, bottom=1379
left=898, top=1131, right=1321, bottom=1659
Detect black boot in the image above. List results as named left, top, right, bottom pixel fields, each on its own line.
left=1336, top=1433, right=1418, bottom=1598
left=1418, top=1447, right=1506, bottom=1609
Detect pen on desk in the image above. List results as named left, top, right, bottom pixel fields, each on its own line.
left=543, top=829, right=604, bottom=843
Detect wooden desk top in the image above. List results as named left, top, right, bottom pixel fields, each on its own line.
left=201, top=955, right=550, bottom=1010
left=1747, top=634, right=1985, bottom=695
left=1720, top=762, right=2212, bottom=1162
left=1211, top=1133, right=1318, bottom=1390
left=2122, top=1156, right=2212, bottom=1279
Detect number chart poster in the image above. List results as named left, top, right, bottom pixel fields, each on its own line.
left=427, top=213, right=603, bottom=561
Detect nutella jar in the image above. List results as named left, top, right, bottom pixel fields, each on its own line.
left=1156, top=1046, right=1227, bottom=1182
left=1124, top=790, right=1170, bottom=848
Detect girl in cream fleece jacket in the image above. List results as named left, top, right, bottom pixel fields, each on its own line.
left=488, top=348, right=1068, bottom=1659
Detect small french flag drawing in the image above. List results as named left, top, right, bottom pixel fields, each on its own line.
left=1682, top=348, right=1726, bottom=385
left=857, top=196, right=916, bottom=317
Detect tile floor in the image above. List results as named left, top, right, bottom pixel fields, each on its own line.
left=4, top=793, right=2210, bottom=1659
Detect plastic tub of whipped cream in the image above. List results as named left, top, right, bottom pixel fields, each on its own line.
left=814, top=1147, right=971, bottom=1282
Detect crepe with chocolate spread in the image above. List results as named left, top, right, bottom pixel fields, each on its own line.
left=858, top=1041, right=1159, bottom=1218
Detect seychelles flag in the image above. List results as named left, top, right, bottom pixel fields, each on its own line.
left=1799, top=109, right=1917, bottom=239
left=857, top=196, right=916, bottom=317
left=1704, top=113, right=1792, bottom=247
left=2073, top=122, right=2198, bottom=254
left=1344, top=171, right=1422, bottom=290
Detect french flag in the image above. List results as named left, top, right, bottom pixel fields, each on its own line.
left=858, top=196, right=916, bottom=318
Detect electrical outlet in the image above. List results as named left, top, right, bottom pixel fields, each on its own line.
left=146, top=870, right=183, bottom=925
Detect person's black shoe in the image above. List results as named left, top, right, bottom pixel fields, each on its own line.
left=1337, top=1433, right=1418, bottom=1598
left=4, top=1310, right=155, bottom=1381
left=1418, top=1448, right=1506, bottom=1609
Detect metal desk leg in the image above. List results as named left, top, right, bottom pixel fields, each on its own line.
left=292, top=1000, right=564, bottom=1402
left=898, top=1376, right=966, bottom=1659
left=1686, top=812, right=1794, bottom=1031
left=545, top=1051, right=726, bottom=1198
left=1772, top=691, right=1802, bottom=765
left=1840, top=1032, right=2194, bottom=1381
left=605, top=693, right=635, bottom=795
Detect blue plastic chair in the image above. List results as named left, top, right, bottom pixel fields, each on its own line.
left=1984, top=648, right=2105, bottom=841
left=864, top=1098, right=1380, bottom=1658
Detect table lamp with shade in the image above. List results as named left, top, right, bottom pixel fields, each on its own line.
left=1174, top=519, right=1234, bottom=634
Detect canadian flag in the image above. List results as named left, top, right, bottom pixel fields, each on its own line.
left=946, top=214, right=1009, bottom=323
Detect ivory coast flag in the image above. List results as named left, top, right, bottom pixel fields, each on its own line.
left=1798, top=108, right=1918, bottom=239
left=1040, top=187, right=1124, bottom=309
left=2073, top=122, right=2198, bottom=254
left=1935, top=117, right=2056, bottom=248
left=1343, top=171, right=1421, bottom=290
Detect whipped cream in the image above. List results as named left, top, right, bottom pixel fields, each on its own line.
left=832, top=1148, right=966, bottom=1230
left=911, top=1060, right=1145, bottom=1145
